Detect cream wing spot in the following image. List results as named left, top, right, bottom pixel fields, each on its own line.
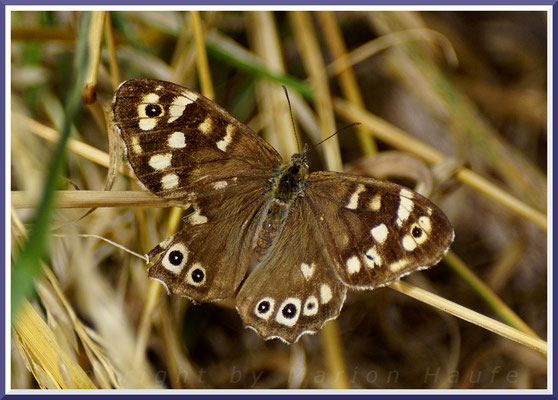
left=168, top=131, right=186, bottom=149
left=187, top=208, right=208, bottom=225
left=212, top=180, right=228, bottom=190
left=275, top=298, right=302, bottom=327
left=418, top=216, right=432, bottom=233
left=168, top=95, right=196, bottom=123
left=148, top=153, right=172, bottom=171
left=346, top=255, right=362, bottom=274
left=198, top=117, right=213, bottom=134
left=299, top=262, right=315, bottom=280
left=396, top=189, right=415, bottom=227
left=131, top=136, right=142, bottom=154
left=216, top=124, right=234, bottom=151
left=370, top=223, right=388, bottom=244
left=400, top=188, right=414, bottom=198
left=346, top=184, right=366, bottom=209
left=139, top=119, right=157, bottom=131
left=370, top=194, right=382, bottom=211
left=161, top=173, right=179, bottom=189
left=320, top=284, right=332, bottom=304
left=142, top=93, right=160, bottom=104
left=410, top=222, right=429, bottom=245
left=389, top=259, right=409, bottom=273
left=364, top=246, right=382, bottom=268
left=402, top=235, right=417, bottom=251
left=137, top=93, right=163, bottom=131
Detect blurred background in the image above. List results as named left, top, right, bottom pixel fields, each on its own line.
left=10, top=10, right=547, bottom=389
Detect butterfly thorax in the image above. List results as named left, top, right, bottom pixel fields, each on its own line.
left=251, top=152, right=309, bottom=265
left=273, top=152, right=309, bottom=201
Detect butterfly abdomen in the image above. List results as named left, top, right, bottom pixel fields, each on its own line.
left=251, top=155, right=310, bottom=265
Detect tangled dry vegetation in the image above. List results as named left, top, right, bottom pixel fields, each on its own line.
left=10, top=10, right=547, bottom=389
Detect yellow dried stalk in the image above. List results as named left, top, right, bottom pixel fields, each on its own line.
left=13, top=300, right=97, bottom=389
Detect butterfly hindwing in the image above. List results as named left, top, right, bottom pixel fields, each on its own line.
left=236, top=198, right=347, bottom=344
left=146, top=176, right=270, bottom=303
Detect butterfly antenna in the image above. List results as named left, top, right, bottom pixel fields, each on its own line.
left=312, top=122, right=361, bottom=149
left=282, top=85, right=303, bottom=153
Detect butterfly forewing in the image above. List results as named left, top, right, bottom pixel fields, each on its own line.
left=306, top=172, right=454, bottom=289
left=112, top=79, right=281, bottom=199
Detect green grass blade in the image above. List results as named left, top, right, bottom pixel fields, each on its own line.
left=11, top=12, right=91, bottom=319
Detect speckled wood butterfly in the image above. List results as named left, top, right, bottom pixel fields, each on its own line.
left=112, top=79, right=454, bottom=344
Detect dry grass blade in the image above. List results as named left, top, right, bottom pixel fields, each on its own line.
left=249, top=11, right=298, bottom=158
left=290, top=11, right=342, bottom=172
left=317, top=11, right=377, bottom=156
left=190, top=11, right=214, bottom=99
left=83, top=11, right=106, bottom=103
left=444, top=251, right=541, bottom=339
left=13, top=301, right=97, bottom=389
left=333, top=98, right=547, bottom=230
left=289, top=11, right=348, bottom=389
left=370, top=12, right=546, bottom=213
left=12, top=112, right=134, bottom=178
left=326, top=28, right=458, bottom=76
left=390, top=282, right=547, bottom=356
left=12, top=190, right=168, bottom=209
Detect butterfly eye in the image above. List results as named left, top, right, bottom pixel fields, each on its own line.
left=191, top=268, right=204, bottom=282
left=275, top=298, right=302, bottom=326
left=169, top=250, right=183, bottom=266
left=145, top=104, right=163, bottom=118
left=254, top=297, right=275, bottom=320
left=410, top=218, right=430, bottom=243
left=412, top=226, right=423, bottom=238
left=302, top=296, right=318, bottom=316
left=282, top=304, right=297, bottom=318
left=161, top=243, right=188, bottom=274
left=258, top=302, right=270, bottom=313
left=186, top=263, right=206, bottom=286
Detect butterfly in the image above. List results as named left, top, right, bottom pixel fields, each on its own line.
left=111, top=79, right=454, bottom=344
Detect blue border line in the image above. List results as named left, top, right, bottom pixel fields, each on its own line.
left=2, top=1, right=6, bottom=397
left=552, top=0, right=556, bottom=396
left=3, top=2, right=554, bottom=398
left=0, top=0, right=557, bottom=5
